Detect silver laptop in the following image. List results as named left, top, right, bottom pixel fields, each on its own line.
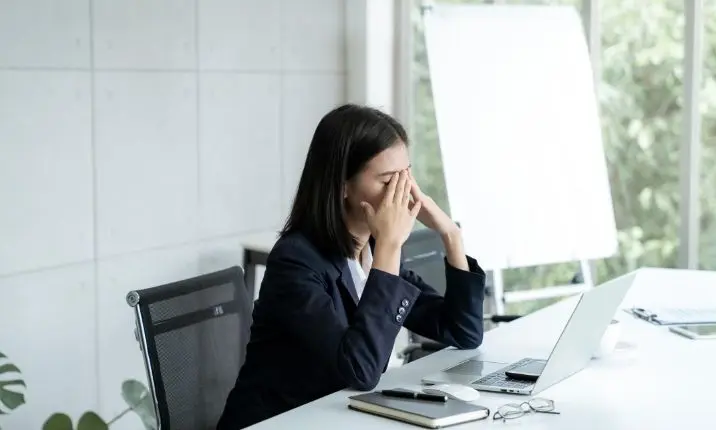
left=422, top=271, right=636, bottom=395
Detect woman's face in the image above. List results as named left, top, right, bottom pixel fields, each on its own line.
left=344, top=142, right=411, bottom=222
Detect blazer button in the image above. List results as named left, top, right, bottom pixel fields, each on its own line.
left=401, top=299, right=410, bottom=307
left=395, top=314, right=403, bottom=323
left=398, top=307, right=406, bottom=315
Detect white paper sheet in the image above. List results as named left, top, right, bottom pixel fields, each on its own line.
left=423, top=4, right=617, bottom=270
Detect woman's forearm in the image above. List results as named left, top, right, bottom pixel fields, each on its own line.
left=372, top=240, right=401, bottom=275
left=441, top=228, right=469, bottom=271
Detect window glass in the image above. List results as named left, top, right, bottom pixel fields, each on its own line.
left=595, top=0, right=684, bottom=279
left=700, top=0, right=716, bottom=270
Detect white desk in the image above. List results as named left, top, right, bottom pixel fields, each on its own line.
left=248, top=268, right=716, bottom=429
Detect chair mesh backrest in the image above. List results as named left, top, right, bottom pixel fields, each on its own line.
left=133, top=267, right=251, bottom=430
left=402, top=228, right=447, bottom=295
left=402, top=229, right=447, bottom=345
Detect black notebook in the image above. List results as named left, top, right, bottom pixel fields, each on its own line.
left=348, top=392, right=490, bottom=428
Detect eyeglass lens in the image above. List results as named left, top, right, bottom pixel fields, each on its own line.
left=495, top=404, right=525, bottom=420
left=528, top=398, right=554, bottom=411
left=494, top=398, right=556, bottom=421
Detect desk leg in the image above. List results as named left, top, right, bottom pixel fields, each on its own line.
left=243, top=255, right=257, bottom=302
left=243, top=249, right=269, bottom=303
left=484, top=271, right=499, bottom=331
left=245, top=264, right=256, bottom=301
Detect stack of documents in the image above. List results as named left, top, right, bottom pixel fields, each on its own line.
left=627, top=307, right=716, bottom=325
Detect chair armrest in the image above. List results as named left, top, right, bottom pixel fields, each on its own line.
left=489, top=314, right=522, bottom=323
left=415, top=339, right=447, bottom=352
left=398, top=340, right=447, bottom=359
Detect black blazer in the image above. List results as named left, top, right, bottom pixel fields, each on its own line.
left=217, top=231, right=486, bottom=429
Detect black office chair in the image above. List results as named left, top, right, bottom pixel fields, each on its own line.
left=126, top=266, right=252, bottom=430
left=398, top=228, right=522, bottom=363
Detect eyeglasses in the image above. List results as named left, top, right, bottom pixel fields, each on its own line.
left=493, top=397, right=560, bottom=422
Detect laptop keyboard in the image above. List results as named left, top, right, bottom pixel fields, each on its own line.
left=473, top=358, right=537, bottom=388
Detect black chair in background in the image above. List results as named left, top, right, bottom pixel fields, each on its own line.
left=398, top=228, right=522, bottom=363
left=126, top=266, right=252, bottom=430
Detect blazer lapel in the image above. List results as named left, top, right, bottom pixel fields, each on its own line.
left=332, top=258, right=359, bottom=306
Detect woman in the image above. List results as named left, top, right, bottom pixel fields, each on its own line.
left=217, top=104, right=486, bottom=429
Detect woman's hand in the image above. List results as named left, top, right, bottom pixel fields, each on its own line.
left=361, top=170, right=422, bottom=249
left=361, top=171, right=422, bottom=275
left=408, top=171, right=459, bottom=237
left=409, top=171, right=469, bottom=271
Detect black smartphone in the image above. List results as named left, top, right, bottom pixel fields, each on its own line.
left=504, top=360, right=546, bottom=382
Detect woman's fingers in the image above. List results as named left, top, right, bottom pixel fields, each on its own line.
left=369, top=170, right=423, bottom=248
left=410, top=200, right=422, bottom=218
left=360, top=201, right=375, bottom=219
left=402, top=173, right=412, bottom=207
left=407, top=171, right=421, bottom=200
left=394, top=170, right=408, bottom=204
left=384, top=172, right=399, bottom=205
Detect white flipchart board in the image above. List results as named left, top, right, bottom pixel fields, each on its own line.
left=423, top=5, right=618, bottom=270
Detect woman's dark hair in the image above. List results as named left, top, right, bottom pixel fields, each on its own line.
left=280, top=103, right=409, bottom=258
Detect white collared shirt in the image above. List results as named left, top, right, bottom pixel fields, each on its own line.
left=347, top=246, right=373, bottom=300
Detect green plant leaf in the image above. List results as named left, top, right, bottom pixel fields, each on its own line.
left=0, top=380, right=25, bottom=410
left=121, top=380, right=157, bottom=430
left=77, top=412, right=108, bottom=430
left=0, top=354, right=26, bottom=412
left=120, top=379, right=147, bottom=406
left=42, top=413, right=73, bottom=430
left=0, top=364, right=20, bottom=374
